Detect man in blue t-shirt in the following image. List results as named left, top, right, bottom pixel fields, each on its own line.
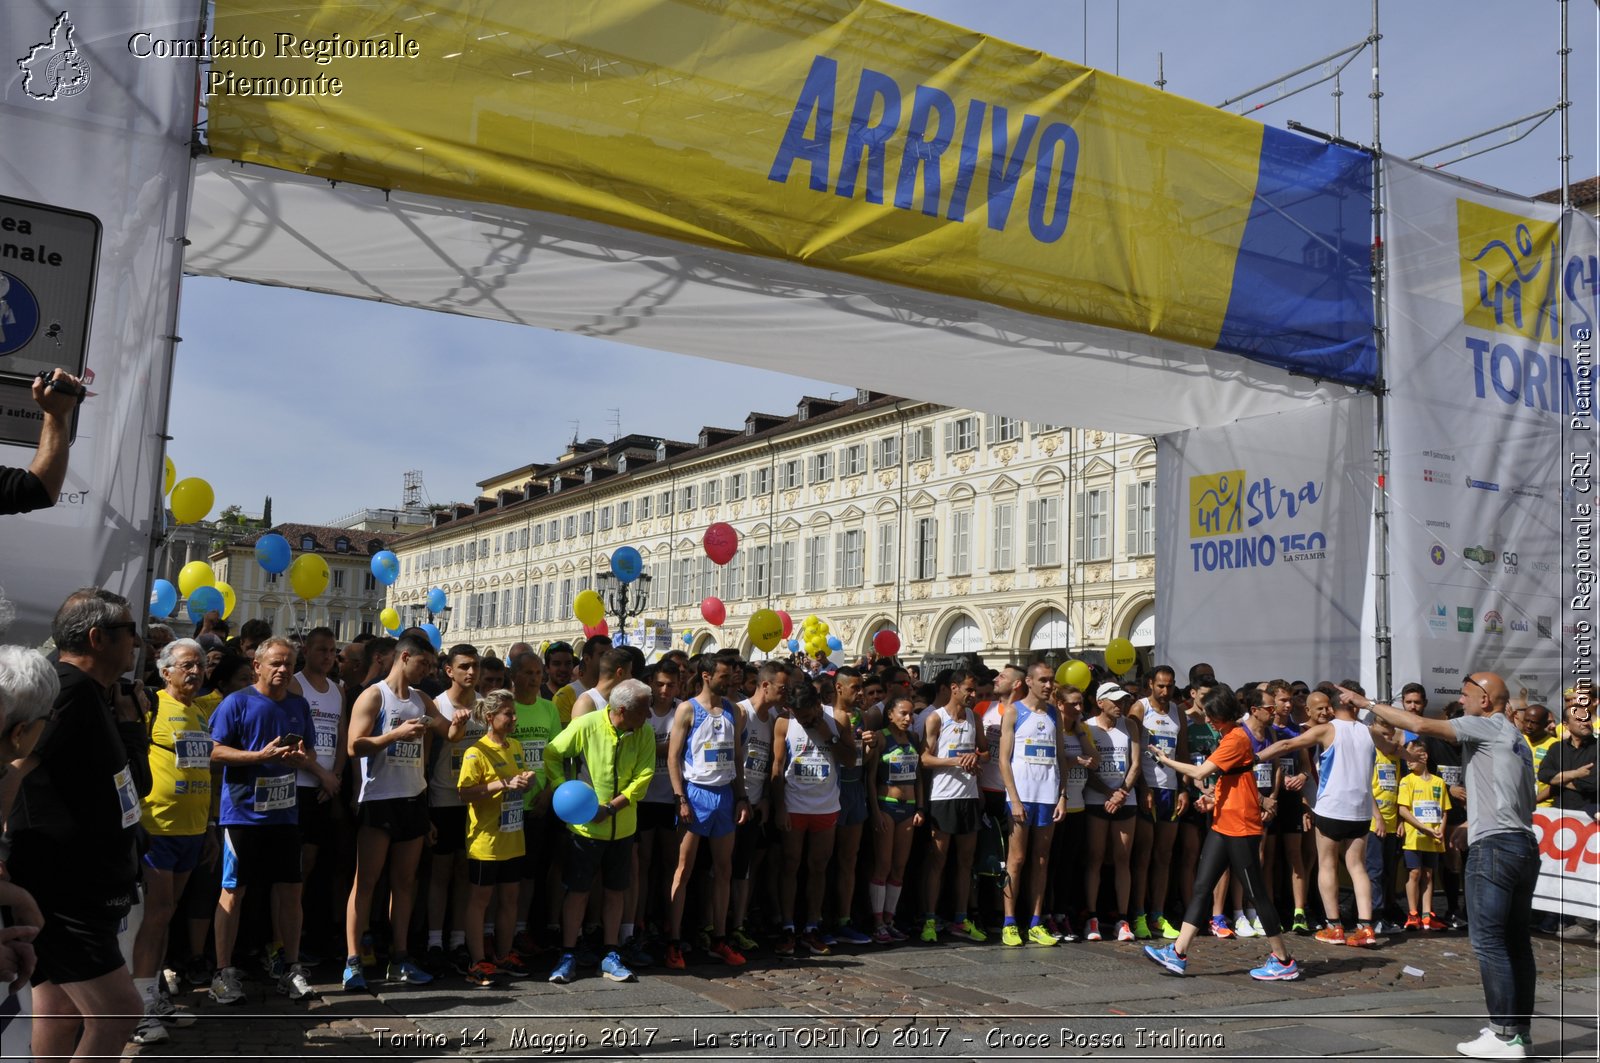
left=207, top=637, right=315, bottom=1005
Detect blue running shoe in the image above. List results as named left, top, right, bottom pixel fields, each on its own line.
left=1144, top=943, right=1188, bottom=976
left=548, top=952, right=577, bottom=984
left=834, top=922, right=873, bottom=946
left=600, top=951, right=635, bottom=982
left=341, top=962, right=367, bottom=992
left=1250, top=953, right=1300, bottom=981
left=386, top=958, right=434, bottom=985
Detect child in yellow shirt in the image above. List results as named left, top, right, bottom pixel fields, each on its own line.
left=1397, top=737, right=1451, bottom=931
left=456, top=689, right=535, bottom=986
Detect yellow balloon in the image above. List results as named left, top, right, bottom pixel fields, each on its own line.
left=288, top=553, right=330, bottom=601
left=177, top=561, right=215, bottom=598
left=163, top=456, right=175, bottom=496
left=380, top=607, right=400, bottom=630
left=573, top=589, right=606, bottom=628
left=1055, top=659, right=1092, bottom=692
left=1105, top=638, right=1137, bottom=676
left=169, top=477, right=214, bottom=524
left=747, top=609, right=783, bottom=652
left=215, top=580, right=237, bottom=620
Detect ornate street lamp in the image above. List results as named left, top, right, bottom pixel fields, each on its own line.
left=596, top=570, right=652, bottom=643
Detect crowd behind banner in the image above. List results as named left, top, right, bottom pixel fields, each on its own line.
left=0, top=588, right=1592, bottom=1056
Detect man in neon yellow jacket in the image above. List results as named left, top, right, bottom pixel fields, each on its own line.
left=543, top=677, right=654, bottom=983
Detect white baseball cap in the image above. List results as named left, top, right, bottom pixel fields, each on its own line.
left=1096, top=682, right=1130, bottom=702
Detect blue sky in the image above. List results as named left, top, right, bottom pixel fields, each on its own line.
left=170, top=0, right=1598, bottom=521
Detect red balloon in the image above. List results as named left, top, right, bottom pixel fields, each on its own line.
left=700, top=596, right=727, bottom=626
left=873, top=629, right=901, bottom=657
left=777, top=610, right=794, bottom=638
left=704, top=522, right=739, bottom=565
left=583, top=619, right=609, bottom=639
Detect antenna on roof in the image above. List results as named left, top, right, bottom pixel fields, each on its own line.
left=402, top=470, right=424, bottom=510
left=568, top=420, right=580, bottom=447
left=1156, top=52, right=1165, bottom=92
left=608, top=408, right=622, bottom=442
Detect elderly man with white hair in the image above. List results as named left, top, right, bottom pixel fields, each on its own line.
left=0, top=645, right=49, bottom=988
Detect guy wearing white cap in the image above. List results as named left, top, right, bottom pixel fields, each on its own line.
left=1081, top=682, right=1143, bottom=942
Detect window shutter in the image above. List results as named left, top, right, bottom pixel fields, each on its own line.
left=1073, top=490, right=1086, bottom=563
left=984, top=416, right=995, bottom=445
left=1025, top=500, right=1039, bottom=566
left=943, top=421, right=954, bottom=455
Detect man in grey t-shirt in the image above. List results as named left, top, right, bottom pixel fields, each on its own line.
left=1344, top=672, right=1538, bottom=1061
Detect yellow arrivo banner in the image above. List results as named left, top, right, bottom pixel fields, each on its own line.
left=206, top=0, right=1373, bottom=376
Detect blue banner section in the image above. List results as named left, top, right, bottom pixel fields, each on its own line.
left=1216, top=129, right=1377, bottom=388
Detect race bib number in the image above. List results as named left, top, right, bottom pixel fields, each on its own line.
left=314, top=726, right=337, bottom=757
left=948, top=742, right=975, bottom=758
left=1066, top=765, right=1087, bottom=786
left=1439, top=765, right=1463, bottom=788
left=1023, top=741, right=1056, bottom=766
left=1253, top=762, right=1274, bottom=791
left=1110, top=749, right=1128, bottom=773
left=794, top=758, right=831, bottom=783
left=702, top=741, right=734, bottom=765
left=1150, top=733, right=1177, bottom=756
left=175, top=730, right=213, bottom=771
left=1413, top=800, right=1443, bottom=825
left=887, top=752, right=918, bottom=784
left=113, top=766, right=140, bottom=828
left=745, top=746, right=772, bottom=777
left=500, top=801, right=525, bottom=833
left=254, top=772, right=295, bottom=812
left=390, top=739, right=423, bottom=765
left=520, top=739, right=547, bottom=769
left=1276, top=756, right=1295, bottom=776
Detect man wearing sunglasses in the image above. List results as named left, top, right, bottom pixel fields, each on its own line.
left=1341, top=673, right=1538, bottom=1061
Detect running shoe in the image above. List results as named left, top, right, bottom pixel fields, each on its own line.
left=1447, top=912, right=1468, bottom=931
left=1454, top=1027, right=1529, bottom=1060
left=816, top=926, right=838, bottom=947
left=774, top=929, right=798, bottom=956
left=1131, top=914, right=1152, bottom=940
left=918, top=918, right=938, bottom=944
left=1314, top=925, right=1347, bottom=945
left=835, top=922, right=873, bottom=945
left=548, top=952, right=577, bottom=984
left=621, top=936, right=655, bottom=969
left=1209, top=915, right=1234, bottom=939
left=1249, top=953, right=1301, bottom=981
left=277, top=963, right=317, bottom=1002
left=1055, top=917, right=1081, bottom=944
left=209, top=966, right=247, bottom=1005
left=1404, top=912, right=1422, bottom=931
left=260, top=942, right=286, bottom=980
left=1290, top=910, right=1311, bottom=934
left=359, top=932, right=378, bottom=969
left=800, top=927, right=833, bottom=955
left=1144, top=943, right=1188, bottom=976
left=1001, top=925, right=1023, bottom=947
left=148, top=993, right=196, bottom=1028
left=183, top=954, right=213, bottom=987
left=1424, top=912, right=1448, bottom=932
left=664, top=943, right=687, bottom=970
left=387, top=958, right=435, bottom=984
left=131, top=1013, right=169, bottom=1045
left=871, top=925, right=895, bottom=945
left=729, top=925, right=759, bottom=952
left=885, top=922, right=909, bottom=942
left=464, top=961, right=499, bottom=988
left=1158, top=917, right=1181, bottom=940
left=951, top=918, right=987, bottom=943
left=1116, top=920, right=1135, bottom=942
left=710, top=940, right=747, bottom=967
left=449, top=944, right=473, bottom=975
left=1085, top=917, right=1102, bottom=942
left=341, top=962, right=367, bottom=993
left=495, top=950, right=531, bottom=978
left=600, top=951, right=637, bottom=982
left=1251, top=916, right=1266, bottom=936
left=1027, top=924, right=1058, bottom=947
left=1346, top=925, right=1377, bottom=948
left=1234, top=915, right=1261, bottom=938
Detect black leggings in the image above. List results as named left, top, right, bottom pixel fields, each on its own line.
left=1181, top=829, right=1282, bottom=937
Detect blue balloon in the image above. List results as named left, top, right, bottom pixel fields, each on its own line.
left=385, top=626, right=403, bottom=637
left=150, top=579, right=178, bottom=619
left=682, top=632, right=694, bottom=645
left=610, top=546, right=643, bottom=584
left=787, top=638, right=800, bottom=652
left=427, top=587, right=447, bottom=613
left=552, top=780, right=599, bottom=825
left=371, top=550, right=400, bottom=586
left=420, top=623, right=442, bottom=651
left=826, top=635, right=843, bottom=652
left=186, top=585, right=224, bottom=621
left=255, top=533, right=292, bottom=574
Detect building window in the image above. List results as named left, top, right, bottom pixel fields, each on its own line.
left=494, top=534, right=501, bottom=555
left=808, top=452, right=834, bottom=484
left=991, top=502, right=1014, bottom=571
left=530, top=583, right=542, bottom=622
left=874, top=521, right=898, bottom=584
left=487, top=592, right=498, bottom=628
left=702, top=478, right=720, bottom=505
left=364, top=572, right=376, bottom=592
left=804, top=535, right=828, bottom=592
left=617, top=500, right=632, bottom=526
left=560, top=579, right=574, bottom=619
left=778, top=540, right=798, bottom=595
left=658, top=490, right=674, bottom=516
left=873, top=434, right=900, bottom=469
left=638, top=495, right=652, bottom=520
left=906, top=425, right=934, bottom=462
left=721, top=552, right=744, bottom=600
left=1031, top=422, right=1062, bottom=434
left=698, top=556, right=716, bottom=601
left=727, top=472, right=746, bottom=501
left=1126, top=479, right=1155, bottom=557
left=335, top=536, right=350, bottom=553
left=559, top=516, right=572, bottom=538
left=520, top=527, right=530, bottom=550
left=949, top=510, right=972, bottom=576
left=545, top=583, right=555, bottom=621
left=754, top=467, right=773, bottom=495
left=986, top=416, right=1022, bottom=444
left=750, top=544, right=770, bottom=599
left=266, top=571, right=278, bottom=585
left=580, top=511, right=594, bottom=535
left=599, top=506, right=613, bottom=531
left=1077, top=487, right=1110, bottom=561
left=533, top=524, right=545, bottom=546
left=778, top=460, right=803, bottom=490
left=548, top=520, right=560, bottom=543
left=673, top=557, right=693, bottom=607
left=301, top=535, right=316, bottom=551
left=840, top=444, right=867, bottom=477
left=678, top=485, right=697, bottom=511
left=836, top=528, right=865, bottom=588
left=331, top=569, right=345, bottom=590
left=944, top=416, right=978, bottom=454
left=1026, top=496, right=1062, bottom=567
left=913, top=517, right=937, bottom=580
left=481, top=537, right=489, bottom=556
left=514, top=586, right=526, bottom=624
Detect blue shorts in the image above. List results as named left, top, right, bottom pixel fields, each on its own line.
left=1015, top=801, right=1055, bottom=828
left=682, top=781, right=736, bottom=839
left=143, top=832, right=206, bottom=873
left=1404, top=849, right=1440, bottom=872
left=1146, top=788, right=1180, bottom=823
left=838, top=777, right=870, bottom=828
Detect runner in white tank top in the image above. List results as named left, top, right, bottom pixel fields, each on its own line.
left=771, top=683, right=850, bottom=951
left=359, top=680, right=431, bottom=802
left=918, top=671, right=989, bottom=944
left=997, top=663, right=1066, bottom=945
left=1130, top=668, right=1189, bottom=940
left=295, top=669, right=345, bottom=788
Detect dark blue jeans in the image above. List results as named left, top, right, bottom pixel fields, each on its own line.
left=1464, top=831, right=1539, bottom=1038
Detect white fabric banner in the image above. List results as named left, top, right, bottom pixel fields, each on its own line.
left=1156, top=398, right=1374, bottom=685
left=1382, top=160, right=1597, bottom=710
left=0, top=1, right=201, bottom=644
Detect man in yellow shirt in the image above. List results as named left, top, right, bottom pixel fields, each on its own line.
left=1516, top=704, right=1558, bottom=807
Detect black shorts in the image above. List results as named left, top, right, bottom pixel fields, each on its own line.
left=222, top=824, right=303, bottom=888
left=636, top=801, right=677, bottom=832
left=1315, top=812, right=1370, bottom=843
left=467, top=856, right=526, bottom=886
left=838, top=777, right=870, bottom=828
left=1272, top=792, right=1305, bottom=835
left=928, top=798, right=980, bottom=836
left=31, top=903, right=127, bottom=987
left=525, top=808, right=565, bottom=870
left=296, top=787, right=334, bottom=848
left=430, top=805, right=469, bottom=855
left=731, top=815, right=770, bottom=881
left=1085, top=802, right=1138, bottom=822
left=358, top=792, right=430, bottom=842
left=563, top=832, right=634, bottom=893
